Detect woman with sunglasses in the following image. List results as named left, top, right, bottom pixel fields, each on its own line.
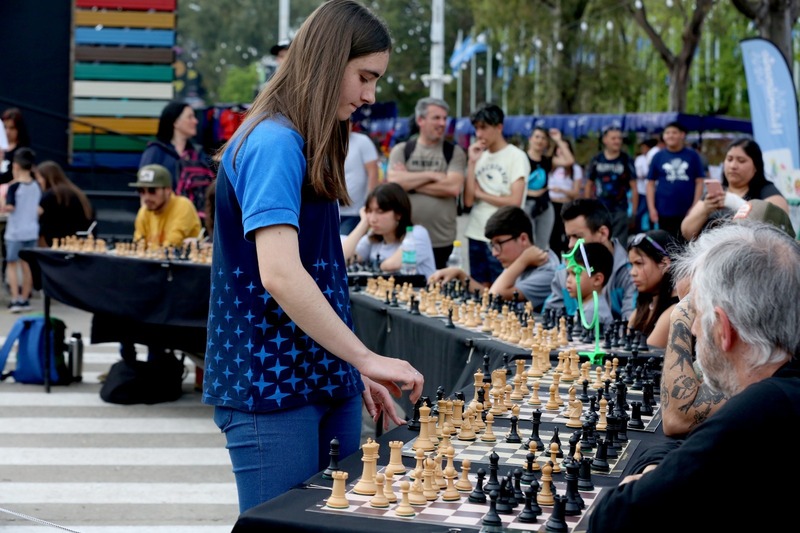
left=627, top=229, right=680, bottom=348
left=681, top=138, right=789, bottom=241
left=341, top=182, right=436, bottom=279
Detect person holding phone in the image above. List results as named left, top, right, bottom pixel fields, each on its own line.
left=680, top=138, right=789, bottom=241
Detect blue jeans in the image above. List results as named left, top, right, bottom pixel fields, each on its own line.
left=214, top=394, right=363, bottom=513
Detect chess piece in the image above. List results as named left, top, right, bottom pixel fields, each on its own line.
left=518, top=483, right=540, bottom=523
left=394, top=481, right=416, bottom=517
left=455, top=458, right=473, bottom=492
left=384, top=440, right=406, bottom=477
left=325, top=470, right=350, bottom=509
left=545, top=494, right=569, bottom=532
left=481, top=412, right=497, bottom=442
left=506, top=415, right=522, bottom=444
left=383, top=469, right=397, bottom=503
left=352, top=438, right=378, bottom=495
left=468, top=467, right=487, bottom=503
left=536, top=462, right=555, bottom=506
left=321, top=437, right=340, bottom=480
left=421, top=456, right=439, bottom=501
left=482, top=490, right=502, bottom=527
left=370, top=473, right=390, bottom=508
left=484, top=451, right=501, bottom=494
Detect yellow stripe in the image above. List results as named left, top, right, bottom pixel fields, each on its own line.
left=75, top=10, right=175, bottom=29
left=72, top=117, right=158, bottom=135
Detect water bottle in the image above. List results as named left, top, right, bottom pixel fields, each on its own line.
left=68, top=332, right=84, bottom=383
left=400, top=226, right=417, bottom=275
left=446, top=240, right=463, bottom=270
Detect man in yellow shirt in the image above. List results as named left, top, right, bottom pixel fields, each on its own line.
left=129, top=164, right=201, bottom=247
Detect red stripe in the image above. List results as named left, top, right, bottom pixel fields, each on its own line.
left=75, top=0, right=176, bottom=11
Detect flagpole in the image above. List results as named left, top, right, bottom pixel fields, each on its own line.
left=454, top=29, right=463, bottom=118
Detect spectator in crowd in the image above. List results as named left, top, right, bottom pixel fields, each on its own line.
left=1, top=147, right=40, bottom=313
left=429, top=206, right=558, bottom=310
left=525, top=126, right=574, bottom=250
left=565, top=241, right=614, bottom=325
left=463, top=102, right=529, bottom=287
left=584, top=125, right=637, bottom=246
left=680, top=138, right=790, bottom=241
left=139, top=100, right=204, bottom=189
left=35, top=160, right=95, bottom=247
left=342, top=182, right=436, bottom=279
left=588, top=221, right=800, bottom=532
left=646, top=121, right=705, bottom=241
left=544, top=198, right=636, bottom=321
left=340, top=127, right=379, bottom=235
left=1, top=107, right=32, bottom=185
left=547, top=138, right=583, bottom=254
left=633, top=138, right=657, bottom=232
left=626, top=229, right=681, bottom=348
left=270, top=39, right=291, bottom=67
left=387, top=97, right=467, bottom=268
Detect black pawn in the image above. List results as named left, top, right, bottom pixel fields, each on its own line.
left=521, top=451, right=537, bottom=485
left=513, top=469, right=525, bottom=506
left=545, top=494, right=569, bottom=532
left=495, top=478, right=513, bottom=514
left=321, top=437, right=340, bottom=479
left=627, top=401, right=645, bottom=430
left=518, top=484, right=539, bottom=523
left=469, top=468, right=487, bottom=503
left=482, top=490, right=503, bottom=527
left=506, top=415, right=522, bottom=444
left=445, top=307, right=455, bottom=328
left=485, top=451, right=501, bottom=493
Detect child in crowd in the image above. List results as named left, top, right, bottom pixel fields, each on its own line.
left=2, top=147, right=41, bottom=312
left=627, top=230, right=681, bottom=348
left=565, top=241, right=614, bottom=326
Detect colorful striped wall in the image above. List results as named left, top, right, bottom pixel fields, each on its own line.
left=72, top=0, right=176, bottom=168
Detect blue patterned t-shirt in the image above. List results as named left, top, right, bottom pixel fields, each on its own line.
left=202, top=118, right=364, bottom=413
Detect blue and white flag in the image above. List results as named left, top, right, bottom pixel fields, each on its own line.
left=740, top=37, right=800, bottom=170
left=449, top=33, right=487, bottom=74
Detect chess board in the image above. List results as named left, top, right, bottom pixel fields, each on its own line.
left=401, top=434, right=639, bottom=478
left=310, top=466, right=601, bottom=532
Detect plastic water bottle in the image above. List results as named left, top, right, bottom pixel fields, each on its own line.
left=400, top=226, right=417, bottom=275
left=446, top=240, right=463, bottom=269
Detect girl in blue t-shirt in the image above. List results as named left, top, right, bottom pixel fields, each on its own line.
left=342, top=182, right=436, bottom=279
left=203, top=0, right=423, bottom=513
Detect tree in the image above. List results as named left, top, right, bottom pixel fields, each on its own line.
left=217, top=63, right=259, bottom=104
left=627, top=0, right=717, bottom=112
left=732, top=0, right=800, bottom=66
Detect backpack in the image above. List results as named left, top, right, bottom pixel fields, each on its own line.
left=0, top=315, right=71, bottom=385
left=100, top=353, right=187, bottom=405
left=176, top=147, right=216, bottom=220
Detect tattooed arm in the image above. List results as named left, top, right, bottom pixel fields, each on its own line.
left=660, top=296, right=728, bottom=437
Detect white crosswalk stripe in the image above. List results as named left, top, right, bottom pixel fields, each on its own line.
left=0, top=341, right=240, bottom=532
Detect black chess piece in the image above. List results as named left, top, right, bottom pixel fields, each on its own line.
left=527, top=409, right=545, bottom=452
left=506, top=415, right=522, bottom=444
left=495, top=478, right=513, bottom=514
left=577, top=456, right=595, bottom=491
left=564, top=458, right=584, bottom=514
left=321, top=437, right=340, bottom=480
left=590, top=437, right=610, bottom=473
left=518, top=484, right=539, bottom=523
left=545, top=494, right=569, bottom=532
left=407, top=397, right=423, bottom=431
left=567, top=431, right=580, bottom=462
left=627, top=401, right=645, bottom=430
left=469, top=468, right=487, bottom=503
left=502, top=353, right=511, bottom=376
left=578, top=379, right=590, bottom=403
left=521, top=451, right=537, bottom=485
left=483, top=354, right=492, bottom=385
left=445, top=307, right=455, bottom=328
left=485, top=451, right=501, bottom=493
left=549, top=426, right=563, bottom=458
left=641, top=382, right=655, bottom=416
left=513, top=469, right=525, bottom=506
left=482, top=490, right=503, bottom=527
left=504, top=472, right=518, bottom=509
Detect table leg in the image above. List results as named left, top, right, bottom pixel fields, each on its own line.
left=44, top=294, right=51, bottom=393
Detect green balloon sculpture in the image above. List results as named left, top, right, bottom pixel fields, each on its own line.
left=561, top=238, right=606, bottom=364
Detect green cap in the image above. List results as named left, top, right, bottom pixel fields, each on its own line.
left=128, top=164, right=172, bottom=189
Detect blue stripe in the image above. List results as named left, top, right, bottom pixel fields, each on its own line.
left=72, top=151, right=141, bottom=169
left=75, top=28, right=175, bottom=47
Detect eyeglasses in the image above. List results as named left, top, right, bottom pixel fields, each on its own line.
left=630, top=233, right=669, bottom=257
left=487, top=235, right=517, bottom=253
left=137, top=187, right=159, bottom=195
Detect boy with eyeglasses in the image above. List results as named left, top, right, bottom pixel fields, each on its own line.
left=429, top=206, right=558, bottom=310
left=565, top=241, right=614, bottom=326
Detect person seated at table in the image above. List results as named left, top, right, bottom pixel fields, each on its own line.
left=130, top=164, right=202, bottom=248
left=429, top=206, right=558, bottom=310
left=659, top=201, right=796, bottom=438
left=564, top=241, right=613, bottom=326
left=543, top=198, right=636, bottom=321
left=342, top=182, right=436, bottom=279
left=109, top=164, right=201, bottom=370
left=587, top=221, right=800, bottom=532
left=35, top=160, right=95, bottom=247
left=626, top=229, right=681, bottom=349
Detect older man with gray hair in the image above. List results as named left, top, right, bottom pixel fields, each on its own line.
left=387, top=97, right=467, bottom=268
left=588, top=220, right=800, bottom=533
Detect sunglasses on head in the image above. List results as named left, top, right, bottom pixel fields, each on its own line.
left=137, top=187, right=159, bottom=195
left=630, top=233, right=669, bottom=257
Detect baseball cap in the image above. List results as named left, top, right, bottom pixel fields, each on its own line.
left=270, top=39, right=291, bottom=56
left=129, top=164, right=172, bottom=189
left=733, top=199, right=796, bottom=238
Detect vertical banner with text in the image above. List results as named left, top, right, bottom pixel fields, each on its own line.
left=740, top=37, right=800, bottom=200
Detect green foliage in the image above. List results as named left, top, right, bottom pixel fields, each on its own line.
left=217, top=63, right=260, bottom=104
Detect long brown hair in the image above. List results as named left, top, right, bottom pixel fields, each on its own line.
left=222, top=0, right=391, bottom=204
left=35, top=160, right=94, bottom=220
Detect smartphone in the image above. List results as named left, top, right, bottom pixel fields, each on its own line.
left=704, top=179, right=723, bottom=197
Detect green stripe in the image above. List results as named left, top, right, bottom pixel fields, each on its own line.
left=72, top=134, right=152, bottom=152
left=74, top=63, right=174, bottom=82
